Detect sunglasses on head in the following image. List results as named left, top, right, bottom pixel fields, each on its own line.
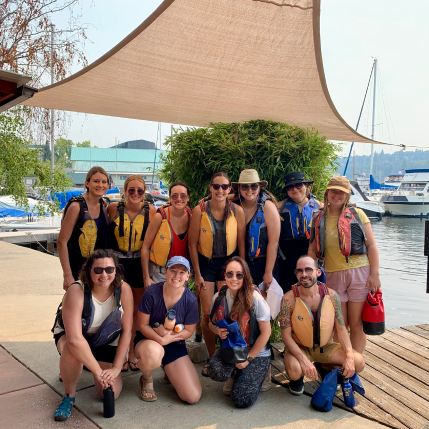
left=171, top=193, right=188, bottom=200
left=92, top=266, right=115, bottom=274
left=225, top=271, right=244, bottom=280
left=211, top=184, right=230, bottom=190
left=127, top=188, right=145, bottom=196
left=286, top=183, right=304, bottom=192
left=240, top=183, right=259, bottom=191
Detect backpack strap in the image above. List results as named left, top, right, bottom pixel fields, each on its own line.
left=83, top=288, right=92, bottom=318
left=118, top=201, right=126, bottom=237
left=140, top=200, right=150, bottom=241
left=113, top=287, right=122, bottom=308
left=209, top=284, right=228, bottom=321
left=349, top=206, right=367, bottom=241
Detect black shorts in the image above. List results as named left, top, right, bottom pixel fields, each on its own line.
left=121, top=257, right=144, bottom=289
left=134, top=331, right=188, bottom=367
left=54, top=332, right=117, bottom=364
left=245, top=256, right=280, bottom=287
left=198, top=253, right=232, bottom=283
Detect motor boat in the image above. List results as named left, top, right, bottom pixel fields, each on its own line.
left=350, top=181, right=385, bottom=219
left=382, top=169, right=429, bottom=217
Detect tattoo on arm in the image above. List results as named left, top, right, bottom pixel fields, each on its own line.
left=333, top=292, right=345, bottom=326
left=279, top=297, right=291, bottom=330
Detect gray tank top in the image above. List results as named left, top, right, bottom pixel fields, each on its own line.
left=206, top=200, right=227, bottom=258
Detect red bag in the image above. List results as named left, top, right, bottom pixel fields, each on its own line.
left=362, top=289, right=385, bottom=335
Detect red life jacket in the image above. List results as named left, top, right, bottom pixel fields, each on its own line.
left=310, top=206, right=367, bottom=263
left=209, top=285, right=260, bottom=346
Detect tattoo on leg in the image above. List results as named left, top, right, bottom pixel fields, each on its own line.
left=333, top=292, right=345, bottom=326
left=279, top=297, right=291, bottom=330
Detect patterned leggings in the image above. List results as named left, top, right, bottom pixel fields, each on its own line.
left=207, top=349, right=271, bottom=408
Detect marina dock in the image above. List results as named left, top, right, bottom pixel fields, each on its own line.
left=272, top=326, right=429, bottom=429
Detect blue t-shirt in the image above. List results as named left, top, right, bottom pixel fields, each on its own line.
left=137, top=282, right=199, bottom=345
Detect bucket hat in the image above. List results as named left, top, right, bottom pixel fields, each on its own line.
left=281, top=171, right=314, bottom=193
left=231, top=169, right=268, bottom=188
left=326, top=176, right=350, bottom=194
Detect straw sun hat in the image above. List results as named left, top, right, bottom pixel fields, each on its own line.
left=231, top=169, right=268, bottom=188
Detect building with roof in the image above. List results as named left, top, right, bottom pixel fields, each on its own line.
left=109, top=139, right=155, bottom=150
left=70, top=147, right=165, bottom=188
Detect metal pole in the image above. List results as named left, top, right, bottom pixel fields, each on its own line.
left=353, top=150, right=356, bottom=181
left=152, top=124, right=159, bottom=187
left=424, top=220, right=429, bottom=293
left=369, top=59, right=377, bottom=186
left=50, top=25, right=54, bottom=173
left=116, top=139, right=118, bottom=188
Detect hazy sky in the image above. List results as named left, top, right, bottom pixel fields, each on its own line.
left=54, top=0, right=429, bottom=159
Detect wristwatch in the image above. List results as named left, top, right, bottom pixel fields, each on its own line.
left=246, top=355, right=254, bottom=363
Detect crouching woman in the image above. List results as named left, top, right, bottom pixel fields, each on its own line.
left=207, top=256, right=271, bottom=408
left=52, top=249, right=133, bottom=421
left=134, top=256, right=202, bottom=404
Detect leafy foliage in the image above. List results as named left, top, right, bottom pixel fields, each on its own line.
left=0, top=112, right=71, bottom=214
left=160, top=120, right=340, bottom=206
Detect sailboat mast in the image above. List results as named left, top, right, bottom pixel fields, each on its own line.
left=369, top=58, right=377, bottom=180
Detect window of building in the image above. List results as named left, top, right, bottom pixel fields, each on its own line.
left=120, top=175, right=128, bottom=180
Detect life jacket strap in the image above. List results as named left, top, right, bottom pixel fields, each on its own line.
left=118, top=202, right=125, bottom=237
left=140, top=201, right=150, bottom=242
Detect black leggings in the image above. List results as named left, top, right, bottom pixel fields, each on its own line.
left=207, top=349, right=271, bottom=408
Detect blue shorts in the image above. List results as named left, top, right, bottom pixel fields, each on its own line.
left=134, top=330, right=188, bottom=367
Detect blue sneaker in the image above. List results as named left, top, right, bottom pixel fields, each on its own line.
left=54, top=394, right=75, bottom=421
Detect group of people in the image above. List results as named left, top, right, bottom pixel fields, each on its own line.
left=52, top=166, right=381, bottom=421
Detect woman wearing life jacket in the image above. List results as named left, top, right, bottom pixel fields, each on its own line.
left=308, top=176, right=381, bottom=353
left=277, top=171, right=323, bottom=293
left=57, top=166, right=110, bottom=291
left=134, top=256, right=202, bottom=404
left=207, top=256, right=271, bottom=408
left=142, top=181, right=192, bottom=287
left=231, top=169, right=280, bottom=288
left=188, top=172, right=245, bottom=373
left=52, top=249, right=133, bottom=422
left=107, top=175, right=156, bottom=372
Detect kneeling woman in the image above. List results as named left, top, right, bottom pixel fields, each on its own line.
left=208, top=257, right=271, bottom=409
left=134, top=256, right=202, bottom=404
left=52, top=249, right=133, bottom=421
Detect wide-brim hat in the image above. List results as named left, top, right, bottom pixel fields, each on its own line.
left=281, top=171, right=314, bottom=193
left=231, top=169, right=268, bottom=188
left=326, top=176, right=351, bottom=194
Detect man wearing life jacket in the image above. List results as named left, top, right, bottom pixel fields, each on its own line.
left=277, top=171, right=323, bottom=293
left=279, top=255, right=364, bottom=396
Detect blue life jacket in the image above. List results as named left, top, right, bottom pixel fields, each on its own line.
left=279, top=196, right=321, bottom=241
left=247, top=191, right=271, bottom=259
left=52, top=282, right=122, bottom=348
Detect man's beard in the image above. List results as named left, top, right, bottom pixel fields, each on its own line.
left=298, top=277, right=317, bottom=289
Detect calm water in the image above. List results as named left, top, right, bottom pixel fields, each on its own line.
left=371, top=217, right=429, bottom=328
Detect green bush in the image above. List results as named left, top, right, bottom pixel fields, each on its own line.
left=160, top=119, right=340, bottom=206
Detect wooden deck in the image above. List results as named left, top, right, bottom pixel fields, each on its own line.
left=270, top=324, right=429, bottom=429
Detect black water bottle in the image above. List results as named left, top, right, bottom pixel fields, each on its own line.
left=103, top=386, right=115, bottom=418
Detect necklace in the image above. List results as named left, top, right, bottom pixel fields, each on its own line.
left=240, top=195, right=258, bottom=211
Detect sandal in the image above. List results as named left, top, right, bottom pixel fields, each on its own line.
left=139, top=376, right=157, bottom=402
left=201, top=359, right=210, bottom=377
left=128, top=361, right=139, bottom=372
left=121, top=361, right=129, bottom=373
left=223, top=377, right=234, bottom=396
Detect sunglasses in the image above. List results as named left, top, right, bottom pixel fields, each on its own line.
left=240, top=183, right=259, bottom=191
left=128, top=188, right=145, bottom=196
left=294, top=267, right=317, bottom=275
left=92, top=266, right=115, bottom=274
left=171, top=193, right=188, bottom=200
left=225, top=271, right=244, bottom=280
left=286, top=183, right=304, bottom=192
left=211, top=184, right=230, bottom=191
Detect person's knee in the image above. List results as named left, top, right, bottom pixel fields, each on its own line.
left=353, top=353, right=365, bottom=373
left=136, top=343, right=163, bottom=366
left=180, top=388, right=202, bottom=405
left=231, top=391, right=256, bottom=409
left=284, top=356, right=302, bottom=380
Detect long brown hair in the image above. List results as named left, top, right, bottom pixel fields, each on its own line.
left=222, top=256, right=254, bottom=336
left=79, top=249, right=124, bottom=291
left=85, top=166, right=109, bottom=192
left=210, top=172, right=232, bottom=220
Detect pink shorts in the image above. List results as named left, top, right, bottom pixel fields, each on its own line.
left=325, top=265, right=371, bottom=303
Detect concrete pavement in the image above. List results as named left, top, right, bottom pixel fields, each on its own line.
left=0, top=241, right=385, bottom=429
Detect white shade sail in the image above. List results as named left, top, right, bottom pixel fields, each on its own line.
left=23, top=0, right=379, bottom=144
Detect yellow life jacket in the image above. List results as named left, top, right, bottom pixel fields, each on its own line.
left=291, top=282, right=335, bottom=350
left=62, top=195, right=109, bottom=259
left=197, top=199, right=237, bottom=259
left=109, top=201, right=150, bottom=256
left=149, top=205, right=192, bottom=267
